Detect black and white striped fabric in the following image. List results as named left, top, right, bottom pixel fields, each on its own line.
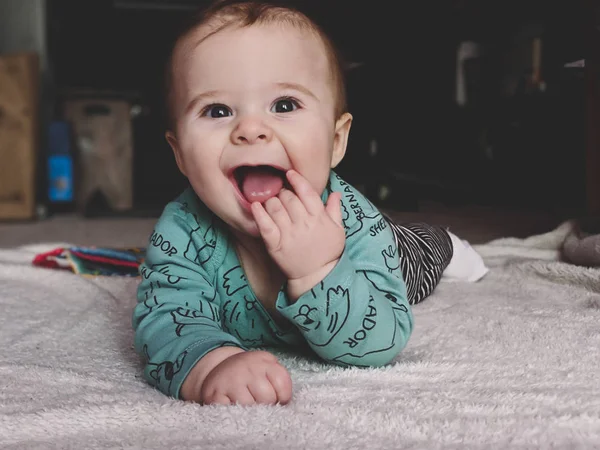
left=382, top=215, right=454, bottom=305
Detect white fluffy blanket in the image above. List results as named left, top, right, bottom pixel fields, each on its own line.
left=1, top=222, right=600, bottom=449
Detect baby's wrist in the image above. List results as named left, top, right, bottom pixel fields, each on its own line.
left=180, top=346, right=244, bottom=402
left=286, top=259, right=338, bottom=301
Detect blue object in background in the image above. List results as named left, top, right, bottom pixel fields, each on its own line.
left=47, top=121, right=74, bottom=203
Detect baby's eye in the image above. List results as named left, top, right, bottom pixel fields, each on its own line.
left=202, top=104, right=232, bottom=118
left=271, top=98, right=299, bottom=113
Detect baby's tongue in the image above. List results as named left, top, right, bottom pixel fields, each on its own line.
left=241, top=167, right=284, bottom=203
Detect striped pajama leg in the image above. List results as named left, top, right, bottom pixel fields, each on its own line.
left=382, top=215, right=454, bottom=305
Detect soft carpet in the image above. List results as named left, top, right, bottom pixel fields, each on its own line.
left=1, top=222, right=600, bottom=449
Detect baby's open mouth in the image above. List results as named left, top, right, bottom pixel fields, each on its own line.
left=233, top=165, right=288, bottom=204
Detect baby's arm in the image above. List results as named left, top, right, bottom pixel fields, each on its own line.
left=250, top=171, right=412, bottom=367
left=133, top=201, right=291, bottom=405
left=275, top=182, right=413, bottom=367
left=276, top=227, right=412, bottom=367
left=133, top=205, right=245, bottom=400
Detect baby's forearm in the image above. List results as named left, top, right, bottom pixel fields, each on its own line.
left=180, top=346, right=245, bottom=402
left=277, top=250, right=413, bottom=368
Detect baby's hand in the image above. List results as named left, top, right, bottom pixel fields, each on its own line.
left=251, top=170, right=345, bottom=298
left=200, top=350, right=292, bottom=406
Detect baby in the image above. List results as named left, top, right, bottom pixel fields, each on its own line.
left=133, top=0, right=488, bottom=406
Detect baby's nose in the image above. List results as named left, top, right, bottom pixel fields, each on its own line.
left=231, top=116, right=273, bottom=145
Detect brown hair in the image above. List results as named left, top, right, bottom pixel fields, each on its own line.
left=165, top=0, right=347, bottom=129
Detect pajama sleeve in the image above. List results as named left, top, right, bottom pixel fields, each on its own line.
left=132, top=203, right=244, bottom=398
left=275, top=188, right=413, bottom=367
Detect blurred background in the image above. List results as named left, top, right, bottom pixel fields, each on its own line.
left=0, top=0, right=597, bottom=225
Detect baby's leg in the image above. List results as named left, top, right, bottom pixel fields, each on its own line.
left=441, top=231, right=489, bottom=282
left=383, top=217, right=454, bottom=305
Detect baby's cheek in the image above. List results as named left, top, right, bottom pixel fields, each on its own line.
left=303, top=127, right=331, bottom=157
left=285, top=125, right=333, bottom=184
left=298, top=155, right=334, bottom=195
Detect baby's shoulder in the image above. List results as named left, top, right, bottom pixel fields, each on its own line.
left=156, top=188, right=209, bottom=229
left=149, top=188, right=225, bottom=270
left=328, top=172, right=385, bottom=241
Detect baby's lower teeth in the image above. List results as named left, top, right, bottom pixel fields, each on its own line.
left=251, top=190, right=271, bottom=197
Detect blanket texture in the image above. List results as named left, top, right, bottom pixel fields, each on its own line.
left=1, top=222, right=600, bottom=449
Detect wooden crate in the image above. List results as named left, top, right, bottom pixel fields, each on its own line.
left=64, top=98, right=133, bottom=212
left=0, top=52, right=39, bottom=220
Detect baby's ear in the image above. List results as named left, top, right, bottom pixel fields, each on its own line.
left=165, top=131, right=187, bottom=176
left=330, top=113, right=352, bottom=168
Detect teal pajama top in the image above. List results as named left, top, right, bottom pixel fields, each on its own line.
left=132, top=171, right=413, bottom=398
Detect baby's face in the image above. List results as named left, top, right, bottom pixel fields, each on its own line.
left=168, top=22, right=349, bottom=237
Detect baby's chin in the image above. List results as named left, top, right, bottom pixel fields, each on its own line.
left=197, top=190, right=261, bottom=238
left=225, top=214, right=262, bottom=240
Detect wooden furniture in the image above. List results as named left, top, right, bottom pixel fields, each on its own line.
left=0, top=52, right=39, bottom=220
left=64, top=97, right=134, bottom=212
